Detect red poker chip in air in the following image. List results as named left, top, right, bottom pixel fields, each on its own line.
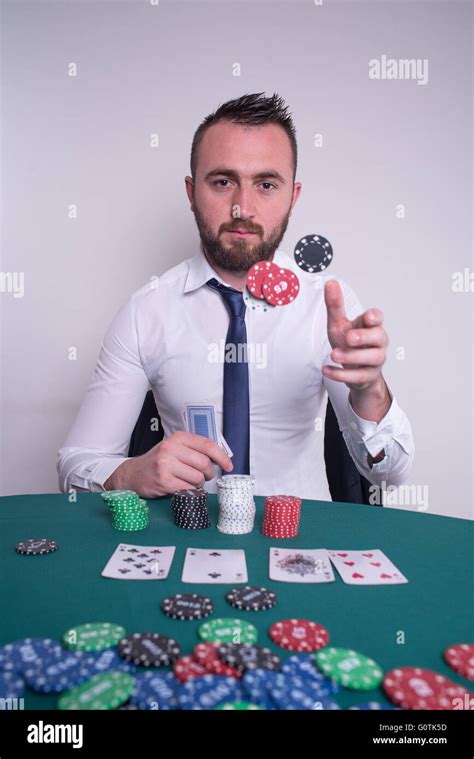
left=246, top=261, right=279, bottom=300
left=444, top=644, right=474, bottom=681
left=383, top=667, right=473, bottom=710
left=193, top=643, right=241, bottom=679
left=262, top=267, right=300, bottom=306
left=173, top=655, right=207, bottom=683
left=269, top=619, right=329, bottom=652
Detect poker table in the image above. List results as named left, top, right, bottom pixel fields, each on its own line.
left=1, top=492, right=473, bottom=710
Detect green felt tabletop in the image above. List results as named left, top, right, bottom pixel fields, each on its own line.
left=1, top=493, right=473, bottom=710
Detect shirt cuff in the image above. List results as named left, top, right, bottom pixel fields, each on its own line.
left=68, top=457, right=132, bottom=493
left=346, top=394, right=410, bottom=458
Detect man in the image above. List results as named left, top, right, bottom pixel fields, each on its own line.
left=58, top=92, right=414, bottom=501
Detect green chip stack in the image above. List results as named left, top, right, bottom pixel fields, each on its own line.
left=101, top=490, right=149, bottom=531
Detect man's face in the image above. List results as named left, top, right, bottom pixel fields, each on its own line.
left=186, top=121, right=301, bottom=273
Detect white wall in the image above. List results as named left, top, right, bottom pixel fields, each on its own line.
left=1, top=0, right=472, bottom=518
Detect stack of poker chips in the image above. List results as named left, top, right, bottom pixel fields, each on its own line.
left=171, top=489, right=210, bottom=530
left=261, top=495, right=302, bottom=538
left=101, top=490, right=149, bottom=531
left=216, top=475, right=256, bottom=535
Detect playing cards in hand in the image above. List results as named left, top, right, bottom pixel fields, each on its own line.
left=328, top=549, right=408, bottom=585
left=101, top=544, right=176, bottom=580
left=182, top=548, right=248, bottom=584
left=183, top=402, right=233, bottom=457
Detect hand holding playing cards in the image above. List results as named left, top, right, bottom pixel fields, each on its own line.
left=105, top=431, right=233, bottom=498
left=322, top=280, right=388, bottom=392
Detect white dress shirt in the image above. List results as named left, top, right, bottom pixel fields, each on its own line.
left=58, top=246, right=414, bottom=501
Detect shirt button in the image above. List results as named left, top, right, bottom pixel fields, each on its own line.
left=350, top=422, right=357, bottom=430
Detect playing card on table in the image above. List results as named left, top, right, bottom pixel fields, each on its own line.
left=269, top=548, right=335, bottom=583
left=327, top=549, right=408, bottom=585
left=183, top=403, right=233, bottom=457
left=101, top=544, right=176, bottom=580
left=182, top=548, right=248, bottom=584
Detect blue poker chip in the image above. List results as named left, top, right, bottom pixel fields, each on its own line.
left=0, top=671, right=25, bottom=704
left=82, top=648, right=136, bottom=675
left=350, top=702, right=398, bottom=710
left=23, top=651, right=92, bottom=693
left=0, top=638, right=63, bottom=674
left=281, top=655, right=340, bottom=696
left=177, top=674, right=242, bottom=710
left=242, top=668, right=278, bottom=709
left=270, top=673, right=340, bottom=710
left=130, top=671, right=179, bottom=710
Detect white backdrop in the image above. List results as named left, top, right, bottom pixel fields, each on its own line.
left=1, top=0, right=472, bottom=518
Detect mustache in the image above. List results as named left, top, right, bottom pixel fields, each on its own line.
left=222, top=224, right=262, bottom=235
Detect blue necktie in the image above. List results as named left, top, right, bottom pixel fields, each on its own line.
left=206, top=278, right=250, bottom=474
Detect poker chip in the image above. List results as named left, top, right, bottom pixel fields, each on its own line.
left=101, top=490, right=140, bottom=504
left=81, top=648, right=136, bottom=675
left=261, top=495, right=302, bottom=539
left=173, top=655, right=208, bottom=683
left=177, top=674, right=243, bottom=710
left=194, top=643, right=241, bottom=678
left=281, top=654, right=340, bottom=696
left=102, top=490, right=149, bottom=531
left=444, top=644, right=474, bottom=681
left=269, top=619, right=329, bottom=653
left=118, top=633, right=180, bottom=667
left=246, top=260, right=279, bottom=299
left=315, top=647, right=383, bottom=690
left=15, top=538, right=58, bottom=556
left=294, top=234, right=333, bottom=274
left=216, top=475, right=256, bottom=535
left=171, top=489, right=210, bottom=530
left=383, top=667, right=473, bottom=710
left=160, top=593, right=213, bottom=621
left=23, top=651, right=92, bottom=693
left=58, top=671, right=134, bottom=710
left=0, top=671, right=25, bottom=702
left=226, top=586, right=277, bottom=612
left=270, top=672, right=340, bottom=710
left=0, top=638, right=63, bottom=673
left=241, top=668, right=278, bottom=709
left=63, top=623, right=126, bottom=653
left=261, top=266, right=300, bottom=306
left=215, top=701, right=263, bottom=710
left=130, top=671, right=179, bottom=710
left=243, top=286, right=275, bottom=312
left=217, top=644, right=281, bottom=673
left=198, top=618, right=258, bottom=645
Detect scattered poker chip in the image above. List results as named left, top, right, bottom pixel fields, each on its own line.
left=444, top=644, right=474, bottom=681
left=58, top=671, right=134, bottom=710
left=281, top=655, right=340, bottom=696
left=294, top=234, right=333, bottom=274
left=23, top=651, right=92, bottom=694
left=0, top=671, right=25, bottom=701
left=198, top=618, right=258, bottom=645
left=160, top=593, right=213, bottom=621
left=0, top=638, right=63, bottom=673
left=315, top=647, right=383, bottom=690
left=81, top=648, right=136, bottom=675
left=63, top=623, right=126, bottom=653
left=15, top=538, right=58, bottom=556
left=270, top=672, right=340, bottom=710
left=261, top=266, right=300, bottom=306
left=241, top=668, right=279, bottom=709
left=173, top=655, right=208, bottom=683
left=226, top=586, right=277, bottom=612
left=269, top=619, right=329, bottom=653
left=130, top=671, right=179, bottom=710
left=215, top=701, right=263, bottom=710
left=246, top=260, right=279, bottom=299
left=350, top=702, right=398, bottom=710
left=243, top=286, right=275, bottom=312
left=217, top=644, right=281, bottom=673
left=383, top=667, right=473, bottom=710
left=171, top=489, right=210, bottom=530
left=118, top=633, right=180, bottom=667
left=177, top=674, right=243, bottom=710
left=193, top=643, right=241, bottom=678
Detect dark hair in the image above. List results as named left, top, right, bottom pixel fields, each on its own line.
left=190, top=92, right=297, bottom=181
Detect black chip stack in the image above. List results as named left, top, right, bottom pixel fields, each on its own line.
left=171, top=489, right=210, bottom=530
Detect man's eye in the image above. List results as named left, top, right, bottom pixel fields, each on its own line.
left=213, top=179, right=231, bottom=187
left=260, top=182, right=276, bottom=191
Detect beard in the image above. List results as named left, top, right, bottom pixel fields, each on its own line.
left=193, top=203, right=291, bottom=273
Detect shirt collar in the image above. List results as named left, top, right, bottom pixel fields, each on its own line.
left=184, top=243, right=287, bottom=294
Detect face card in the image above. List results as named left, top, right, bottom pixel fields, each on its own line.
left=327, top=549, right=408, bottom=585
left=182, top=548, right=248, bottom=584
left=101, top=544, right=176, bottom=580
left=269, top=548, right=335, bottom=583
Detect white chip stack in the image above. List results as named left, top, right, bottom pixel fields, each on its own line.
left=216, top=475, right=256, bottom=535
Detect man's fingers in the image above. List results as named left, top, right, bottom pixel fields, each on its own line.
left=322, top=364, right=380, bottom=386
left=330, top=347, right=386, bottom=367
left=179, top=432, right=233, bottom=472
left=324, top=280, right=348, bottom=325
left=344, top=326, right=387, bottom=348
left=169, top=461, right=211, bottom=488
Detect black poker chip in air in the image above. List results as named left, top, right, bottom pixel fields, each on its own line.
left=15, top=538, right=59, bottom=556
left=118, top=633, right=180, bottom=667
left=226, top=586, right=277, bottom=611
left=217, top=643, right=281, bottom=673
left=294, top=235, right=333, bottom=273
left=160, top=593, right=214, bottom=620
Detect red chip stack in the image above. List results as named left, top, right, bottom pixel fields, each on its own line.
left=261, top=495, right=303, bottom=538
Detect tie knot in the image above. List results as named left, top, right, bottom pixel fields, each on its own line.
left=206, top=278, right=246, bottom=319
